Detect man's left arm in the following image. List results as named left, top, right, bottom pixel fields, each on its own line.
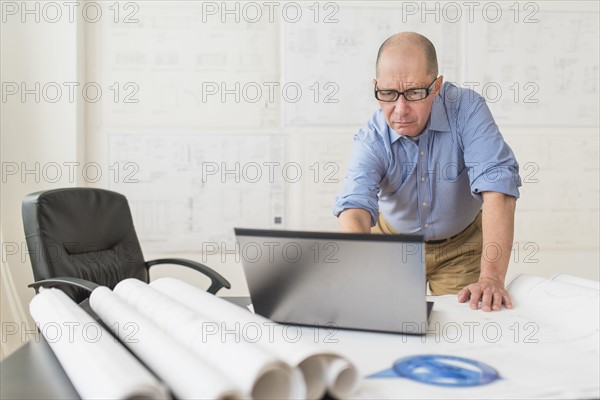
left=458, top=191, right=516, bottom=311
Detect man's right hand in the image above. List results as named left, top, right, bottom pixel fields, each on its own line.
left=339, top=208, right=372, bottom=233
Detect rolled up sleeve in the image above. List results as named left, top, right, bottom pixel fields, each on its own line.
left=333, top=130, right=386, bottom=226
left=459, top=97, right=522, bottom=200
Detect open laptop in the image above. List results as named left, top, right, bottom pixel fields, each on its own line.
left=234, top=228, right=433, bottom=335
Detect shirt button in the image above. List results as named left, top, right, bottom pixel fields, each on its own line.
left=424, top=224, right=429, bottom=228
left=421, top=177, right=426, bottom=182
left=420, top=151, right=425, bottom=156
left=422, top=202, right=427, bottom=207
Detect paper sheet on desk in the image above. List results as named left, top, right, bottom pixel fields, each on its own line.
left=550, top=273, right=600, bottom=290
left=29, top=288, right=169, bottom=400
left=311, top=274, right=599, bottom=399
left=506, top=273, right=600, bottom=349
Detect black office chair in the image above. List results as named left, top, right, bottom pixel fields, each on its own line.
left=22, top=187, right=230, bottom=302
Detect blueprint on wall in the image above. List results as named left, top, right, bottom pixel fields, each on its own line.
left=93, top=1, right=280, bottom=129
left=108, top=134, right=286, bottom=253
left=87, top=1, right=600, bottom=255
left=282, top=4, right=460, bottom=127
left=465, top=2, right=599, bottom=126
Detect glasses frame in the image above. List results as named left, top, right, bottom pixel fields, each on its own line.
left=374, top=77, right=439, bottom=102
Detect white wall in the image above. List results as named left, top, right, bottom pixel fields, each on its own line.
left=1, top=0, right=598, bottom=358
left=0, top=3, right=83, bottom=358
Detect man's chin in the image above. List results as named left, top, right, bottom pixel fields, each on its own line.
left=393, top=128, right=420, bottom=137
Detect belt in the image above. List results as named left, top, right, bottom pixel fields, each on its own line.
left=425, top=232, right=462, bottom=245
left=425, top=216, right=477, bottom=245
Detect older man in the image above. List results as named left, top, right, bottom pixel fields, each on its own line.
left=334, top=32, right=521, bottom=312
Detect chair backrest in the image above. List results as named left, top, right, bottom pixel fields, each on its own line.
left=22, top=188, right=148, bottom=302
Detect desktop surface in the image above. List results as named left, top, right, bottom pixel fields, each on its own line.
left=2, top=275, right=598, bottom=400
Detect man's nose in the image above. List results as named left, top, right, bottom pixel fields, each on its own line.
left=393, top=95, right=411, bottom=115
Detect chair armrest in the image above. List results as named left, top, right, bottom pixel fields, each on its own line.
left=145, top=258, right=231, bottom=294
left=28, top=277, right=100, bottom=293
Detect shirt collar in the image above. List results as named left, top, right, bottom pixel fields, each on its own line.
left=429, top=94, right=451, bottom=133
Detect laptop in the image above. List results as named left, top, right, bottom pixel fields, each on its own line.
left=234, top=228, right=433, bottom=335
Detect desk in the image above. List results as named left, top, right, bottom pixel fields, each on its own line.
left=1, top=336, right=79, bottom=400
left=2, top=276, right=599, bottom=399
left=0, top=297, right=252, bottom=400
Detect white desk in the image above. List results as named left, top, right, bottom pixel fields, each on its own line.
left=2, top=275, right=598, bottom=399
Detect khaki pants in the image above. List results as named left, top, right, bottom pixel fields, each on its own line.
left=372, top=212, right=482, bottom=295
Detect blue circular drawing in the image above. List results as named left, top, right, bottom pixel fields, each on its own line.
left=391, top=354, right=500, bottom=387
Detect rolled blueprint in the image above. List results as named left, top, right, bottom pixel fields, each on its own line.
left=89, top=286, right=243, bottom=400
left=150, top=277, right=361, bottom=399
left=113, top=279, right=305, bottom=400
left=29, top=288, right=169, bottom=400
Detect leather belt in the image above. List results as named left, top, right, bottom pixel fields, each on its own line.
left=425, top=215, right=478, bottom=245
left=425, top=232, right=463, bottom=245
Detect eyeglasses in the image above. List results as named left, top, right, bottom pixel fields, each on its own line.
left=374, top=78, right=438, bottom=102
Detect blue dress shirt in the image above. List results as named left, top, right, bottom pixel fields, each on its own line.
left=333, top=82, right=521, bottom=241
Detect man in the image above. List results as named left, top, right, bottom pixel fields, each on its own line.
left=333, top=32, right=521, bottom=312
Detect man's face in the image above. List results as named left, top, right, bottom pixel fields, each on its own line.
left=374, top=46, right=442, bottom=137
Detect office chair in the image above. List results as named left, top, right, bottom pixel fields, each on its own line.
left=23, top=187, right=230, bottom=302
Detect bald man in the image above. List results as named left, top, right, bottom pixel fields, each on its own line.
left=334, top=32, right=521, bottom=312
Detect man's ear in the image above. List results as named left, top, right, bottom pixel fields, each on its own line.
left=434, top=76, right=444, bottom=94
left=372, top=79, right=377, bottom=88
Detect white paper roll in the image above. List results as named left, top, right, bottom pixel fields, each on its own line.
left=150, top=277, right=361, bottom=399
left=29, top=288, right=169, bottom=400
left=113, top=279, right=300, bottom=400
left=89, top=286, right=244, bottom=400
left=323, top=355, right=360, bottom=399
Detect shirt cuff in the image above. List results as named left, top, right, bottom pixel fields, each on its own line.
left=471, top=166, right=521, bottom=200
left=333, top=195, right=380, bottom=227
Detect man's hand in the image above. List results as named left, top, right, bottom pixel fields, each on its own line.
left=458, top=276, right=512, bottom=312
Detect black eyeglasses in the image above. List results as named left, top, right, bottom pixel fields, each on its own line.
left=374, top=78, right=438, bottom=102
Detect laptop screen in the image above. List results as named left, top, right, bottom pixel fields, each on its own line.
left=234, top=228, right=429, bottom=334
